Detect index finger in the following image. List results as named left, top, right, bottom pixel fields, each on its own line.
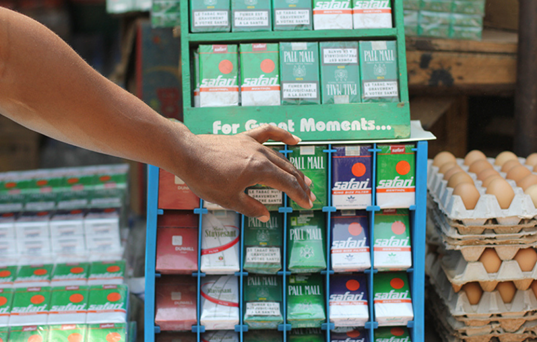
left=243, top=124, right=301, bottom=145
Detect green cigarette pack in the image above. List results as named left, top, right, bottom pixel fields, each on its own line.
left=272, top=0, right=312, bottom=30
left=287, top=274, right=326, bottom=328
left=232, top=0, right=271, bottom=31
left=190, top=0, right=231, bottom=32
left=359, top=41, right=399, bottom=103
left=243, top=275, right=284, bottom=329
left=279, top=42, right=320, bottom=105
left=243, top=214, right=283, bottom=274
left=288, top=211, right=326, bottom=273
left=289, top=145, right=328, bottom=210
left=320, top=42, right=360, bottom=104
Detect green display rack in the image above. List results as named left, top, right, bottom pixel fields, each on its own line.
left=179, top=0, right=411, bottom=141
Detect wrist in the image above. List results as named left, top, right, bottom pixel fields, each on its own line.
left=160, top=119, right=198, bottom=177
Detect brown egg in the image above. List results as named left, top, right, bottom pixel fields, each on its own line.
left=486, top=178, right=515, bottom=209
left=433, top=151, right=457, bottom=167
left=525, top=184, right=537, bottom=208
left=496, top=281, right=516, bottom=304
left=518, top=174, right=537, bottom=191
left=501, top=159, right=521, bottom=173
left=444, top=166, right=463, bottom=180
left=506, top=165, right=532, bottom=183
left=469, top=159, right=493, bottom=174
left=453, top=183, right=480, bottom=210
left=526, top=153, right=537, bottom=167
left=514, top=248, right=537, bottom=272
left=482, top=174, right=503, bottom=188
left=447, top=172, right=474, bottom=189
left=439, top=162, right=459, bottom=175
left=462, top=282, right=483, bottom=305
left=477, top=168, right=500, bottom=182
left=495, top=151, right=518, bottom=166
left=464, top=150, right=487, bottom=166
left=479, top=248, right=502, bottom=273
left=531, top=280, right=537, bottom=299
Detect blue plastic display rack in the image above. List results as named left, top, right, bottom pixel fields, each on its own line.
left=145, top=140, right=428, bottom=342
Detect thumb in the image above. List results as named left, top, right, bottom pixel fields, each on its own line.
left=233, top=192, right=271, bottom=222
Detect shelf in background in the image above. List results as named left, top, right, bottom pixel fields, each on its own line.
left=184, top=28, right=398, bottom=43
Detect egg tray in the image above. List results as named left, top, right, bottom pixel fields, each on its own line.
left=427, top=285, right=537, bottom=341
left=426, top=252, right=537, bottom=320
left=440, top=250, right=537, bottom=292
left=428, top=203, right=537, bottom=239
left=427, top=160, right=537, bottom=227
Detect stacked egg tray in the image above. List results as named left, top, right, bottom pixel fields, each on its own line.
left=426, top=253, right=537, bottom=342
left=144, top=141, right=429, bottom=342
left=425, top=152, right=537, bottom=341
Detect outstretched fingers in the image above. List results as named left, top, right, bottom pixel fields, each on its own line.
left=244, top=124, right=301, bottom=145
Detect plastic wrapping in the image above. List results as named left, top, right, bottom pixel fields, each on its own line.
left=319, top=42, right=361, bottom=105
left=359, top=41, right=399, bottom=103
left=243, top=215, right=282, bottom=275
left=288, top=211, right=326, bottom=273
left=279, top=43, right=321, bottom=105
left=289, top=145, right=328, bottom=209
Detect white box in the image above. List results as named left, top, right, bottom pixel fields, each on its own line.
left=50, top=210, right=85, bottom=237
left=15, top=212, right=51, bottom=240
left=84, top=208, right=120, bottom=236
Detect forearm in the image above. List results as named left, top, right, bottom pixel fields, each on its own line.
left=0, top=8, right=192, bottom=174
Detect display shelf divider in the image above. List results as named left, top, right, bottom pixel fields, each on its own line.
left=281, top=145, right=290, bottom=342
left=394, top=0, right=410, bottom=104
left=144, top=165, right=159, bottom=342
left=239, top=213, right=245, bottom=338
left=180, top=0, right=192, bottom=108
left=195, top=198, right=205, bottom=338
left=325, top=144, right=333, bottom=342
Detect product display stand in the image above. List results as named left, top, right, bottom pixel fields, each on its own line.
left=145, top=123, right=434, bottom=342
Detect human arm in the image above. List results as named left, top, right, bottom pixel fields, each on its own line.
left=0, top=8, right=313, bottom=221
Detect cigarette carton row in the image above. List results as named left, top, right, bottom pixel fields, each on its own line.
left=0, top=260, right=125, bottom=289
left=155, top=272, right=413, bottom=331
left=0, top=284, right=128, bottom=326
left=160, top=144, right=417, bottom=213
left=0, top=322, right=133, bottom=342
left=194, top=42, right=399, bottom=107
left=157, top=209, right=413, bottom=275
left=190, top=0, right=393, bottom=32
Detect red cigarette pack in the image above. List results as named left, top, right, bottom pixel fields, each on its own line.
left=155, top=276, right=197, bottom=331
left=156, top=212, right=198, bottom=274
left=158, top=169, right=199, bottom=210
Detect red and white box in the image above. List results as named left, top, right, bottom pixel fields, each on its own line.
left=156, top=213, right=198, bottom=275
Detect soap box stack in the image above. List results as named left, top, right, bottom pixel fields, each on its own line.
left=403, top=0, right=486, bottom=40
left=426, top=151, right=537, bottom=341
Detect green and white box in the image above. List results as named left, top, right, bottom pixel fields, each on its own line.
left=353, top=0, right=392, bottom=28
left=152, top=0, right=181, bottom=27
left=0, top=288, right=13, bottom=326
left=272, top=0, right=312, bottom=30
left=288, top=211, right=326, bottom=273
left=243, top=275, right=284, bottom=329
left=0, top=327, right=7, bottom=342
left=0, top=266, right=17, bottom=288
left=193, top=50, right=201, bottom=107
left=243, top=214, right=283, bottom=274
left=373, top=272, right=413, bottom=326
left=87, top=323, right=127, bottom=342
left=232, top=0, right=271, bottom=31
left=359, top=40, right=399, bottom=102
left=279, top=42, right=320, bottom=105
left=14, top=264, right=54, bottom=288
left=240, top=43, right=281, bottom=106
left=289, top=145, right=328, bottom=209
left=287, top=274, right=326, bottom=328
left=320, top=42, right=360, bottom=104
left=48, top=324, right=88, bottom=342
left=199, top=45, right=239, bottom=107
left=9, top=325, right=49, bottom=342
left=373, top=209, right=411, bottom=271
left=190, top=0, right=231, bottom=32
left=48, top=286, right=89, bottom=324
left=88, top=260, right=126, bottom=285
left=51, top=263, right=90, bottom=287
left=10, top=287, right=51, bottom=326
left=86, top=285, right=128, bottom=324
left=313, top=0, right=352, bottom=30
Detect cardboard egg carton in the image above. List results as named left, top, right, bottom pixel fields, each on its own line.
left=440, top=240, right=537, bottom=262
left=440, top=250, right=537, bottom=292
left=428, top=203, right=537, bottom=238
left=426, top=252, right=537, bottom=320
left=427, top=160, right=537, bottom=226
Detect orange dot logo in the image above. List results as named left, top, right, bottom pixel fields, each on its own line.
left=34, top=269, right=47, bottom=276
left=396, top=160, right=411, bottom=175
left=31, top=295, right=45, bottom=305
left=4, top=182, right=16, bottom=189
left=70, top=294, right=84, bottom=303
left=347, top=330, right=360, bottom=338
left=107, top=266, right=120, bottom=273
left=351, top=163, right=366, bottom=177
left=107, top=292, right=121, bottom=302
left=390, top=278, right=405, bottom=290
left=0, top=296, right=7, bottom=306
left=67, top=178, right=79, bottom=184
left=0, top=270, right=11, bottom=278
left=218, top=60, right=233, bottom=74
left=260, top=59, right=275, bottom=74
left=391, top=221, right=406, bottom=235
left=346, top=279, right=360, bottom=291
left=70, top=267, right=84, bottom=274
left=27, top=335, right=42, bottom=342
left=36, top=180, right=48, bottom=187
left=106, top=332, right=122, bottom=342
left=99, top=175, right=111, bottom=182
left=348, top=222, right=363, bottom=236
left=391, top=327, right=405, bottom=336
left=68, top=333, right=83, bottom=342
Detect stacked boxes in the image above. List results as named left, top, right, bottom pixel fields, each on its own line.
left=192, top=40, right=399, bottom=107
left=403, top=0, right=486, bottom=40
